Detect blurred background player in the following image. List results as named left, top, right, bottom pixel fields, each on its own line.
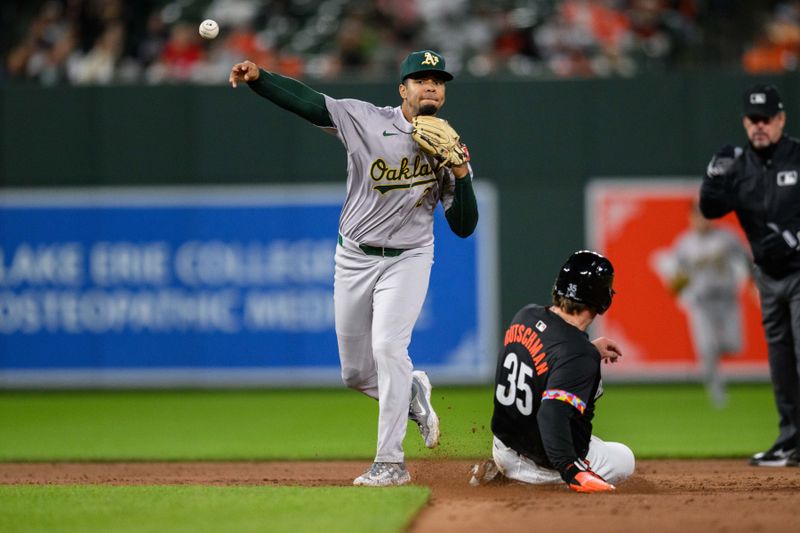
left=471, top=250, right=634, bottom=492
left=653, top=201, right=752, bottom=408
left=701, top=84, right=800, bottom=467
left=229, top=50, right=478, bottom=486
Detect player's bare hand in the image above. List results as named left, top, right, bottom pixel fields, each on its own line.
left=592, top=337, right=622, bottom=364
left=452, top=163, right=469, bottom=179
left=229, top=61, right=259, bottom=88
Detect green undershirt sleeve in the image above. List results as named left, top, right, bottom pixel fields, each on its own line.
left=246, top=68, right=333, bottom=128
left=445, top=176, right=479, bottom=238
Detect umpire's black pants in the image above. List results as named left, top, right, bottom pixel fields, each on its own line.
left=754, top=267, right=800, bottom=452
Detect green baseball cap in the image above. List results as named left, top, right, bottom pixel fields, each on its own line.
left=399, top=50, right=453, bottom=81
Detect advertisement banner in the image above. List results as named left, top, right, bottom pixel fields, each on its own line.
left=586, top=179, right=768, bottom=381
left=0, top=184, right=497, bottom=387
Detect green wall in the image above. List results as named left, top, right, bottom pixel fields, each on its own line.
left=2, top=71, right=798, bottom=325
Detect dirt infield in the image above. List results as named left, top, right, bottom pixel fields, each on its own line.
left=2, top=459, right=799, bottom=532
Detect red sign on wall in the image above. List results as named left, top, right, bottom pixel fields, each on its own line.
left=586, top=179, right=768, bottom=380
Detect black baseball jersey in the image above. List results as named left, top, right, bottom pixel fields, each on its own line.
left=490, top=304, right=602, bottom=474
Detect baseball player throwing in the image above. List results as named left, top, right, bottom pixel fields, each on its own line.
left=471, top=251, right=635, bottom=492
left=229, top=50, right=478, bottom=486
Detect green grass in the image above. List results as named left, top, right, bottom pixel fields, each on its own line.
left=0, top=384, right=780, bottom=533
left=594, top=383, right=778, bottom=457
left=0, top=384, right=780, bottom=460
left=0, top=485, right=430, bottom=533
left=0, top=389, right=383, bottom=461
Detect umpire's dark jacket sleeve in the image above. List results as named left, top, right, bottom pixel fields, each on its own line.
left=699, top=172, right=736, bottom=219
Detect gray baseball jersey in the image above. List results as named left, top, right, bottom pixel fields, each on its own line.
left=323, top=95, right=460, bottom=249
left=672, top=227, right=750, bottom=302
left=665, top=225, right=750, bottom=407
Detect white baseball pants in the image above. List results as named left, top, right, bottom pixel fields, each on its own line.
left=334, top=235, right=433, bottom=463
left=492, top=435, right=635, bottom=485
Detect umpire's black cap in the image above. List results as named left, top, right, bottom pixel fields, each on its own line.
left=743, top=84, right=784, bottom=119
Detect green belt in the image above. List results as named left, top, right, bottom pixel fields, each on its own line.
left=338, top=234, right=405, bottom=257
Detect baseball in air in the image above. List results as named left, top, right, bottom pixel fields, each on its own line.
left=199, top=19, right=219, bottom=40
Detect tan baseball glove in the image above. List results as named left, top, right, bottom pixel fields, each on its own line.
left=411, top=116, right=470, bottom=168
left=668, top=272, right=690, bottom=295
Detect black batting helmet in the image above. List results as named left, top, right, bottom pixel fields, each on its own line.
left=552, top=250, right=615, bottom=314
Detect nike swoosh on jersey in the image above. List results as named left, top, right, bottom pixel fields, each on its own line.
left=383, top=131, right=398, bottom=136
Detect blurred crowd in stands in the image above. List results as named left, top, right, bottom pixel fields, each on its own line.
left=0, top=0, right=796, bottom=85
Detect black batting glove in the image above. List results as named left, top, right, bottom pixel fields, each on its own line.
left=561, top=460, right=615, bottom=493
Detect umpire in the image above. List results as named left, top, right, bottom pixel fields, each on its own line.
left=700, top=84, right=800, bottom=467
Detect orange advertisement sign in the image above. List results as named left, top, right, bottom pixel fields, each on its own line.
left=586, top=179, right=768, bottom=380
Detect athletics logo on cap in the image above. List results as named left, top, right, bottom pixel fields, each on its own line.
left=421, top=52, right=440, bottom=67
left=399, top=50, right=453, bottom=81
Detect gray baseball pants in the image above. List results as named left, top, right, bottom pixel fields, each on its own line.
left=754, top=267, right=800, bottom=452
left=333, top=234, right=433, bottom=463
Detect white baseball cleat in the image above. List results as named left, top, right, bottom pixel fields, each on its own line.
left=353, top=462, right=411, bottom=487
left=409, top=370, right=440, bottom=449
left=469, top=459, right=502, bottom=486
